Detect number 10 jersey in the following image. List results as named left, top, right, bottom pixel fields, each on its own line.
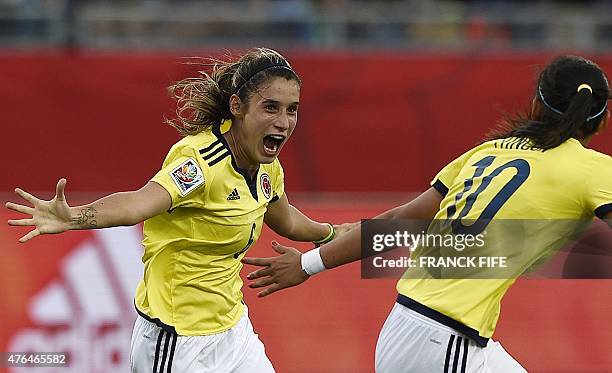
left=398, top=137, right=612, bottom=340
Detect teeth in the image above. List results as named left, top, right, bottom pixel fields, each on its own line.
left=264, top=135, right=283, bottom=155
left=264, top=143, right=278, bottom=153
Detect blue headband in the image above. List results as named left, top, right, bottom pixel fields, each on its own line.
left=538, top=85, right=608, bottom=121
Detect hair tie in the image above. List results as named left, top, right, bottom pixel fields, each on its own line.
left=577, top=84, right=592, bottom=94
left=538, top=84, right=607, bottom=121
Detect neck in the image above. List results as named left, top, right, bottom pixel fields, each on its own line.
left=223, top=124, right=259, bottom=178
left=578, top=137, right=591, bottom=147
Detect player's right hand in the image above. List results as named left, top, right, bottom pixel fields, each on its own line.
left=5, top=178, right=72, bottom=243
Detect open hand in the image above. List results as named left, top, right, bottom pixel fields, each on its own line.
left=5, top=178, right=72, bottom=243
left=242, top=241, right=309, bottom=297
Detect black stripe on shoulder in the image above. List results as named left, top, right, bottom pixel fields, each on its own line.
left=269, top=195, right=280, bottom=203
left=203, top=143, right=225, bottom=161
left=594, top=203, right=612, bottom=219
left=199, top=140, right=222, bottom=155
left=432, top=179, right=449, bottom=196
left=208, top=150, right=231, bottom=166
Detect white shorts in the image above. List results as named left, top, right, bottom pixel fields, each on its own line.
left=129, top=307, right=275, bottom=373
left=375, top=303, right=527, bottom=373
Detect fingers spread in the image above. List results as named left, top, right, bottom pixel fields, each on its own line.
left=271, top=241, right=289, bottom=254
left=15, top=188, right=38, bottom=205
left=258, top=284, right=282, bottom=298
left=8, top=218, right=35, bottom=226
left=56, top=178, right=67, bottom=202
left=242, top=257, right=272, bottom=267
left=247, top=267, right=273, bottom=280
left=5, top=202, right=34, bottom=215
left=19, top=229, right=40, bottom=243
left=249, top=277, right=275, bottom=289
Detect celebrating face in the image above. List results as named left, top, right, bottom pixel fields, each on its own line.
left=232, top=76, right=300, bottom=166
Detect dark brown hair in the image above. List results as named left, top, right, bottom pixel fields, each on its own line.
left=488, top=55, right=610, bottom=150
left=166, top=48, right=301, bottom=136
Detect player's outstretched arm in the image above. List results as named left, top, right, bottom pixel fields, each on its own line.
left=243, top=187, right=443, bottom=297
left=263, top=193, right=356, bottom=242
left=316, top=187, right=443, bottom=269
left=5, top=179, right=171, bottom=243
left=604, top=212, right=612, bottom=229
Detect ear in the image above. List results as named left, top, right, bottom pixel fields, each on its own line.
left=596, top=110, right=609, bottom=134
left=530, top=97, right=541, bottom=120
left=229, top=94, right=243, bottom=117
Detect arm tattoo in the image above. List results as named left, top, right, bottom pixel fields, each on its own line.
left=72, top=206, right=98, bottom=228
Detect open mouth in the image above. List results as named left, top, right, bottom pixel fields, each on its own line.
left=262, top=134, right=286, bottom=155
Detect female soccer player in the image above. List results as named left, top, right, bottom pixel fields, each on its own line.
left=5, top=48, right=348, bottom=372
left=243, top=55, right=612, bottom=372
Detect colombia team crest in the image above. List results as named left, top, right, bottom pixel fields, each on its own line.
left=169, top=158, right=205, bottom=196
left=260, top=173, right=271, bottom=199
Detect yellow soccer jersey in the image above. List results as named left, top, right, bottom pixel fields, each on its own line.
left=398, top=137, right=612, bottom=341
left=135, top=123, right=284, bottom=335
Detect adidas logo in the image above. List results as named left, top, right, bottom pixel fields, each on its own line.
left=8, top=226, right=144, bottom=371
left=227, top=188, right=240, bottom=200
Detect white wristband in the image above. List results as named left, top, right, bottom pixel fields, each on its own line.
left=301, top=248, right=326, bottom=276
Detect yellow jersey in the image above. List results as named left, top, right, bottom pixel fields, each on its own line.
left=135, top=122, right=284, bottom=335
left=397, top=137, right=612, bottom=343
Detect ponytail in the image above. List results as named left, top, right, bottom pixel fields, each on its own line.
left=165, top=60, right=240, bottom=136
left=486, top=55, right=610, bottom=150
left=556, top=85, right=595, bottom=144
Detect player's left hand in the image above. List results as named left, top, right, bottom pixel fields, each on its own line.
left=242, top=241, right=309, bottom=297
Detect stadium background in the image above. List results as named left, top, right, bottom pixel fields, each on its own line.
left=1, top=1, right=612, bottom=372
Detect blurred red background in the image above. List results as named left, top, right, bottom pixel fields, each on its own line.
left=1, top=52, right=610, bottom=194
left=1, top=53, right=611, bottom=372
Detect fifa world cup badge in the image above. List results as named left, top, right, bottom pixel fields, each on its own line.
left=169, top=158, right=205, bottom=196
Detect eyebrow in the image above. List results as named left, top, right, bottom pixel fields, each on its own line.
left=261, top=98, right=299, bottom=106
